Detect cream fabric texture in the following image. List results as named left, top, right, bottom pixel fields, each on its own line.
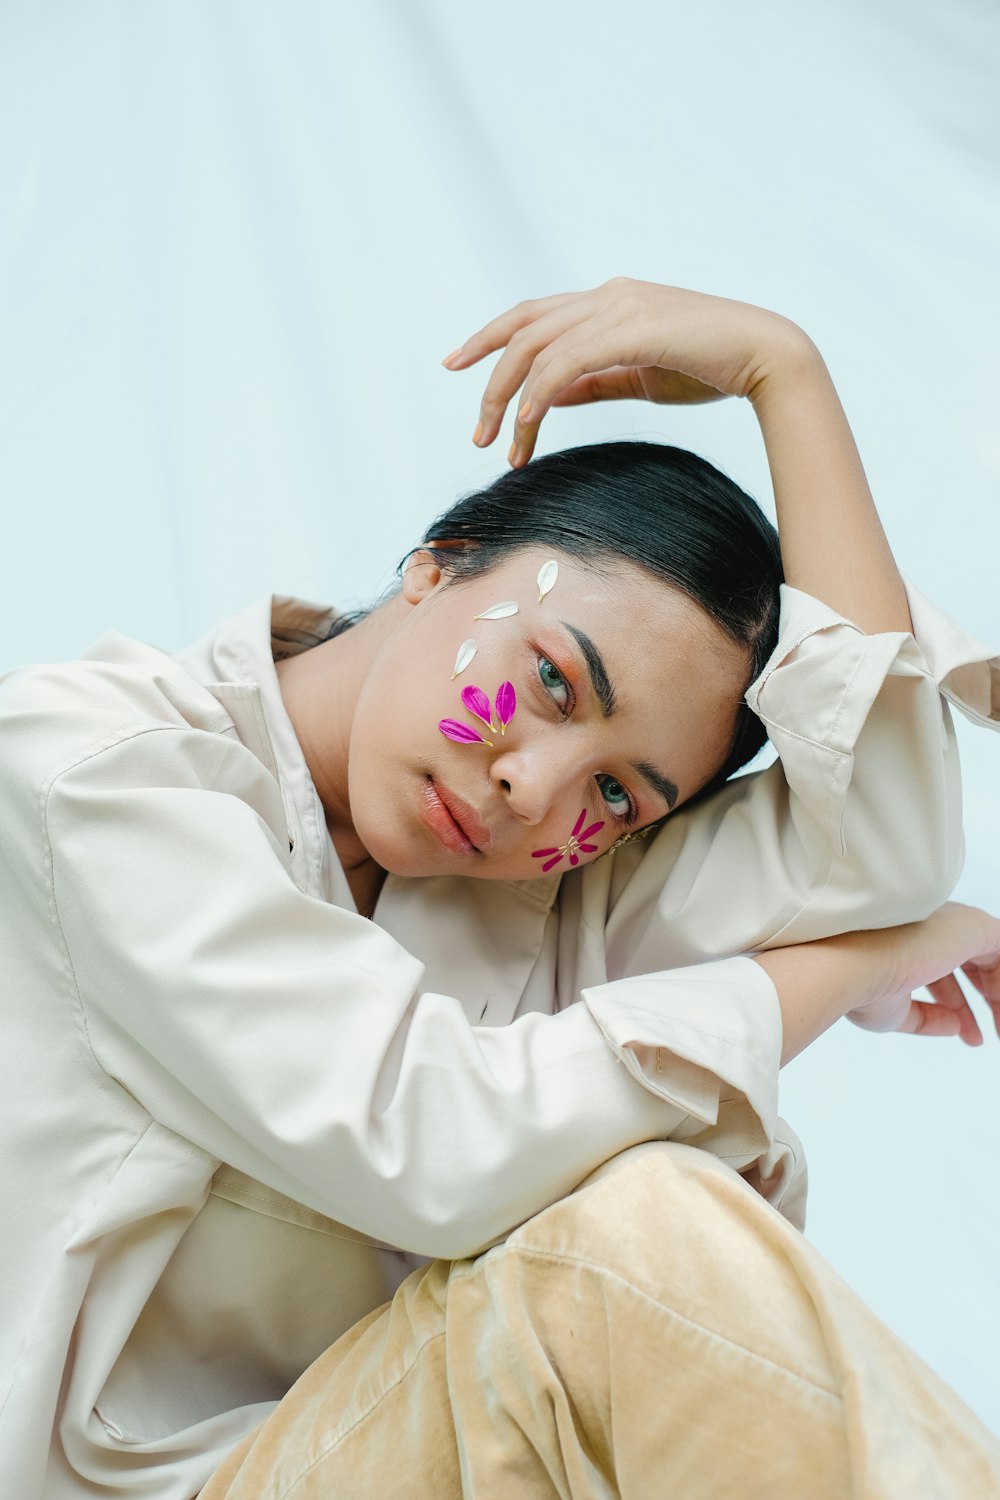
left=0, top=582, right=996, bottom=1497
left=200, top=1142, right=1000, bottom=1500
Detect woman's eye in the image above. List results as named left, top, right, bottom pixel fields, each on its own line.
left=595, top=773, right=633, bottom=820
left=538, top=657, right=570, bottom=712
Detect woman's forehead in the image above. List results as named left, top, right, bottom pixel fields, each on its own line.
left=478, top=550, right=741, bottom=660
left=455, top=551, right=747, bottom=741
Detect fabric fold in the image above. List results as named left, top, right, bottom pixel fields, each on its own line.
left=903, top=578, right=1000, bottom=728
left=583, top=956, right=781, bottom=1147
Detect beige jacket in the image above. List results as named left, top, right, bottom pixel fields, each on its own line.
left=1, top=582, right=996, bottom=1498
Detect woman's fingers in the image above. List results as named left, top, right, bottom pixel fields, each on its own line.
left=895, top=973, right=984, bottom=1045
left=442, top=290, right=583, bottom=371
left=925, top=973, right=984, bottom=1046
left=900, top=1000, right=963, bottom=1039
left=511, top=311, right=659, bottom=463
left=441, top=279, right=750, bottom=466
left=443, top=293, right=592, bottom=453
left=850, top=906, right=999, bottom=1044
left=473, top=302, right=593, bottom=453
left=548, top=368, right=642, bottom=408
left=553, top=367, right=731, bottom=409
left=449, top=298, right=593, bottom=453
left=962, top=959, right=1000, bottom=1037
left=441, top=282, right=660, bottom=463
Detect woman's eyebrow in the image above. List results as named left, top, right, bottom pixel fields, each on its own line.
left=561, top=623, right=679, bottom=809
left=563, top=622, right=617, bottom=716
left=631, top=760, right=679, bottom=810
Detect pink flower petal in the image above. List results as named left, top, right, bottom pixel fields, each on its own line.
left=460, top=684, right=494, bottom=728
left=579, top=820, right=605, bottom=841
left=577, top=841, right=599, bottom=854
left=541, top=853, right=564, bottom=872
left=532, top=847, right=560, bottom=859
left=496, top=681, right=516, bottom=729
left=439, top=718, right=486, bottom=744
left=568, top=851, right=580, bottom=865
left=571, top=808, right=587, bottom=838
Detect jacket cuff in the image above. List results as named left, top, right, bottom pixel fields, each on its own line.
left=744, top=585, right=913, bottom=755
left=903, top=578, right=1000, bottom=729
left=746, top=580, right=1000, bottom=746
left=582, top=956, right=781, bottom=1152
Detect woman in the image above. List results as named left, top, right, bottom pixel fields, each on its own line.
left=2, top=280, right=998, bottom=1498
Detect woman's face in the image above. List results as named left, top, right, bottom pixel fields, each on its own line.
left=348, top=547, right=751, bottom=881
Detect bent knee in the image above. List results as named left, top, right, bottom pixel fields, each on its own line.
left=505, top=1142, right=821, bottom=1339
left=462, top=1142, right=840, bottom=1401
left=512, top=1141, right=764, bottom=1265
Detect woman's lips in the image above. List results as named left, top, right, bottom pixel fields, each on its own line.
left=421, top=777, right=492, bottom=855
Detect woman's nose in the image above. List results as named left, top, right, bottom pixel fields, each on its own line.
left=489, top=743, right=573, bottom=827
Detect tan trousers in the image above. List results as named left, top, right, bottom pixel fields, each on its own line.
left=201, top=1143, right=1000, bottom=1499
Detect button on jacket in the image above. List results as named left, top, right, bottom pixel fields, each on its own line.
left=1, top=581, right=996, bottom=1498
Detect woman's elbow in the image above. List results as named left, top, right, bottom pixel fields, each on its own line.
left=876, top=823, right=965, bottom=926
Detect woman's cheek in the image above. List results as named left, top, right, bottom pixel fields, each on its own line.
left=529, top=807, right=607, bottom=874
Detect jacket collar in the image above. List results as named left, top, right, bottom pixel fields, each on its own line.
left=173, top=597, right=561, bottom=1024
left=173, top=595, right=348, bottom=903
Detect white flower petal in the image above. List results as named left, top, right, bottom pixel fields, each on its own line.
left=451, top=638, right=477, bottom=678
left=473, top=600, right=519, bottom=621
left=537, top=559, right=559, bottom=602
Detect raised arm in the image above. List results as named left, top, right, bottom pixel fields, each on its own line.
left=444, top=277, right=999, bottom=965
left=443, top=277, right=909, bottom=634
left=748, top=334, right=911, bottom=634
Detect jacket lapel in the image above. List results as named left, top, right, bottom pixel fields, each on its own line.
left=374, top=872, right=561, bottom=1027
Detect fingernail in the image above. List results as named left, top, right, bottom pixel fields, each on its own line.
left=472, top=420, right=484, bottom=445
left=518, top=401, right=531, bottom=422
left=508, top=442, right=518, bottom=466
left=442, top=348, right=464, bottom=368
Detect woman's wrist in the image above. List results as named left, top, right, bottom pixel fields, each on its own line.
left=754, top=928, right=900, bottom=1066
left=744, top=320, right=824, bottom=408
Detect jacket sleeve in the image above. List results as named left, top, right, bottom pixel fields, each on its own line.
left=44, top=726, right=784, bottom=1260
left=592, top=579, right=999, bottom=979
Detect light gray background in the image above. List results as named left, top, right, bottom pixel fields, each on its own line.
left=2, top=0, right=997, bottom=1434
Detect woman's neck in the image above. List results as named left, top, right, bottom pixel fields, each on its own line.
left=274, top=597, right=406, bottom=912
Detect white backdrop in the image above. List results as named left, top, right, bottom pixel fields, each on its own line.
left=2, top=0, right=998, bottom=1435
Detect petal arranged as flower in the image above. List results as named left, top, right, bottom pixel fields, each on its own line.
left=537, top=559, right=559, bottom=602
left=460, top=684, right=494, bottom=728
left=541, top=853, right=564, bottom=872
left=473, top=601, right=519, bottom=620
left=451, top=638, right=477, bottom=679
left=495, top=681, right=516, bottom=729
left=571, top=808, right=587, bottom=838
left=579, top=820, right=605, bottom=841
left=577, top=841, right=600, bottom=854
left=532, top=847, right=560, bottom=858
left=439, top=718, right=487, bottom=745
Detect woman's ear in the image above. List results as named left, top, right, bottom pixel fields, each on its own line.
left=401, top=549, right=445, bottom=605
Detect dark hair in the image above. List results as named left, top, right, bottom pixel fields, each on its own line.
left=332, top=439, right=783, bottom=801
left=419, top=440, right=782, bottom=798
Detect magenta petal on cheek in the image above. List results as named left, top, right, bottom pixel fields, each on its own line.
left=495, top=681, right=516, bottom=729
left=579, top=821, right=605, bottom=841
left=541, top=853, right=564, bottom=872
left=532, top=847, right=559, bottom=859
left=439, top=718, right=486, bottom=744
left=460, top=684, right=494, bottom=727
left=577, top=841, right=599, bottom=854
left=571, top=808, right=587, bottom=838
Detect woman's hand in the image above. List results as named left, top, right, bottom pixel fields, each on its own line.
left=755, top=903, right=1000, bottom=1065
left=443, top=275, right=911, bottom=635
left=846, top=902, right=1000, bottom=1045
left=441, top=277, right=811, bottom=466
